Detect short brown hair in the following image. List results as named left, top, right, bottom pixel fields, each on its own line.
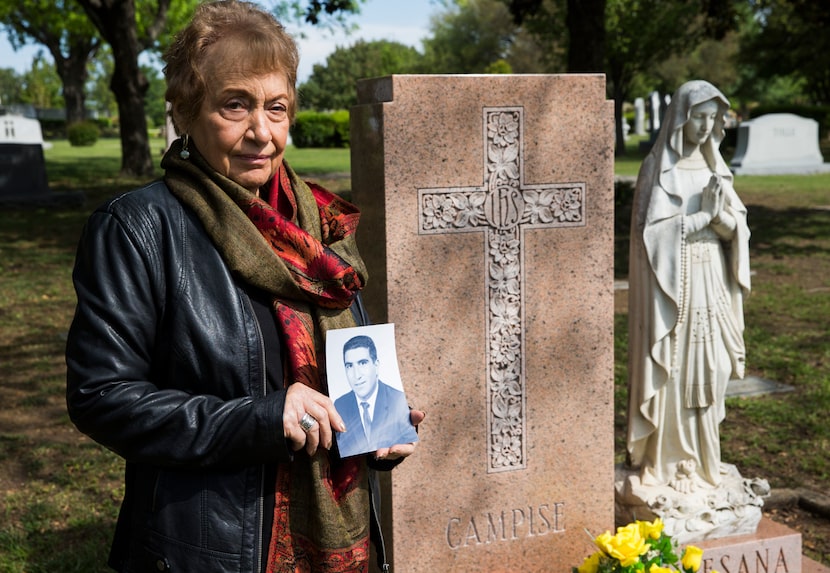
left=163, top=0, right=299, bottom=134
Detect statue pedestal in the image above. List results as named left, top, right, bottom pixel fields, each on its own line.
left=614, top=465, right=830, bottom=571
left=615, top=463, right=769, bottom=545
left=696, top=518, right=804, bottom=573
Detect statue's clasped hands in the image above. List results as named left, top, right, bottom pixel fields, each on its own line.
left=701, top=174, right=725, bottom=222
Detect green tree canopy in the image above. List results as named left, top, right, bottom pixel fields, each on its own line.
left=0, top=0, right=197, bottom=173
left=142, top=63, right=166, bottom=128
left=506, top=0, right=604, bottom=72
left=605, top=0, right=708, bottom=152
left=738, top=0, right=830, bottom=104
left=85, top=44, right=116, bottom=118
left=21, top=52, right=63, bottom=109
left=276, top=0, right=364, bottom=27
left=74, top=0, right=192, bottom=176
left=0, top=67, right=23, bottom=107
left=299, top=39, right=422, bottom=110
left=74, top=0, right=368, bottom=176
left=421, top=0, right=519, bottom=74
left=0, top=0, right=100, bottom=123
left=651, top=32, right=741, bottom=101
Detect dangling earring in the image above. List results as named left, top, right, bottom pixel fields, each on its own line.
left=180, top=134, right=190, bottom=160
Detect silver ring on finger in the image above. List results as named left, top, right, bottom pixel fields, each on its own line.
left=299, top=412, right=317, bottom=432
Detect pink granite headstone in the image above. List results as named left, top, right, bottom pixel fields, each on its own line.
left=697, top=518, right=804, bottom=573
left=350, top=74, right=615, bottom=572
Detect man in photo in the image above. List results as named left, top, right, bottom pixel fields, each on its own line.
left=334, top=335, right=418, bottom=457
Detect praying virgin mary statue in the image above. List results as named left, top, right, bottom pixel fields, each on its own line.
left=616, top=80, right=768, bottom=543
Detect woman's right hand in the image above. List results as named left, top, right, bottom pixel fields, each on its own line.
left=283, top=384, right=346, bottom=456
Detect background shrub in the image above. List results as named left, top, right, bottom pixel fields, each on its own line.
left=331, top=109, right=350, bottom=148
left=291, top=110, right=349, bottom=148
left=67, top=121, right=100, bottom=147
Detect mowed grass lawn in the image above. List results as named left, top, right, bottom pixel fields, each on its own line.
left=0, top=135, right=828, bottom=571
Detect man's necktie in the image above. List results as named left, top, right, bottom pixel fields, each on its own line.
left=361, top=401, right=372, bottom=447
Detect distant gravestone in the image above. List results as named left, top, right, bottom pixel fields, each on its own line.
left=0, top=113, right=51, bottom=203
left=639, top=92, right=665, bottom=153
left=648, top=91, right=661, bottom=133
left=350, top=74, right=615, bottom=572
left=730, top=113, right=830, bottom=175
left=0, top=112, right=83, bottom=207
left=634, top=97, right=646, bottom=136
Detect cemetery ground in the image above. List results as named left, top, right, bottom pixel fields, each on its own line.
left=0, top=136, right=828, bottom=571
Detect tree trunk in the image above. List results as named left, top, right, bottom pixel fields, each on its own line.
left=61, top=73, right=87, bottom=126
left=111, top=61, right=153, bottom=177
left=566, top=0, right=606, bottom=72
left=55, top=47, right=93, bottom=125
left=77, top=0, right=155, bottom=177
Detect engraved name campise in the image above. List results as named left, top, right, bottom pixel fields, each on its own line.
left=445, top=502, right=565, bottom=549
left=419, top=107, right=586, bottom=472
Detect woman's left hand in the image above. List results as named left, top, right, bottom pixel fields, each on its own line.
left=374, top=409, right=426, bottom=461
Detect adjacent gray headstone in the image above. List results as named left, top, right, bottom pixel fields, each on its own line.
left=731, top=113, right=830, bottom=175
left=0, top=112, right=83, bottom=207
left=0, top=114, right=51, bottom=203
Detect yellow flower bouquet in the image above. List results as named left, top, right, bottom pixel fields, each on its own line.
left=573, top=518, right=716, bottom=573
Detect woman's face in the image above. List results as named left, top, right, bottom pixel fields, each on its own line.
left=187, top=61, right=291, bottom=193
left=683, top=99, right=720, bottom=147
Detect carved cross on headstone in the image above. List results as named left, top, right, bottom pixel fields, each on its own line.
left=418, top=106, right=586, bottom=472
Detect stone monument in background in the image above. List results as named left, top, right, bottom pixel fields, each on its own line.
left=350, top=74, right=615, bottom=572
left=0, top=109, right=83, bottom=207
left=648, top=91, right=662, bottom=134
left=731, top=113, right=830, bottom=175
left=634, top=97, right=646, bottom=136
left=0, top=112, right=52, bottom=205
left=621, top=79, right=812, bottom=572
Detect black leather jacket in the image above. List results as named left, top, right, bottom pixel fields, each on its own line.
left=66, top=181, right=388, bottom=572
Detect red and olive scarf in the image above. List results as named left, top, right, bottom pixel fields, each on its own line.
left=162, top=140, right=371, bottom=573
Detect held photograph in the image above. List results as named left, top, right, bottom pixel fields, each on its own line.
left=325, top=323, right=418, bottom=458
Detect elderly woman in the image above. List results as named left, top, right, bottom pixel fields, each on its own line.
left=627, top=80, right=750, bottom=493
left=65, top=2, right=422, bottom=572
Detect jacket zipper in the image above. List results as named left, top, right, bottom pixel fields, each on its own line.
left=370, top=473, right=390, bottom=572
left=247, top=294, right=268, bottom=573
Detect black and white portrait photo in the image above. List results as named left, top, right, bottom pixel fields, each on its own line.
left=326, top=324, right=418, bottom=458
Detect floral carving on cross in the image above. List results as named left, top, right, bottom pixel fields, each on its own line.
left=419, top=107, right=586, bottom=472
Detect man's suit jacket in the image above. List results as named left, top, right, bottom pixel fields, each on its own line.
left=334, top=381, right=418, bottom=458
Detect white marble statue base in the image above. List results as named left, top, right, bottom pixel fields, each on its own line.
left=614, top=462, right=770, bottom=545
